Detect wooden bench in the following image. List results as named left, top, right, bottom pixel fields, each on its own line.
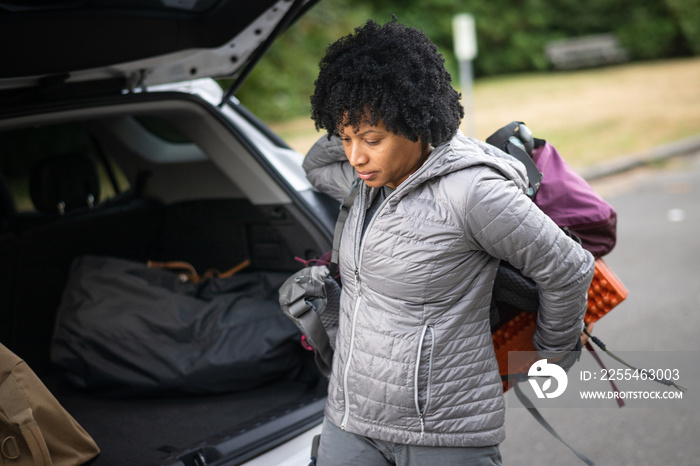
left=545, top=33, right=629, bottom=70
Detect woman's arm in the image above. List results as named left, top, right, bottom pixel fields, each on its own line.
left=303, top=135, right=357, bottom=203
left=465, top=167, right=596, bottom=355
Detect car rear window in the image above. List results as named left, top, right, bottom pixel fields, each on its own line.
left=134, top=115, right=192, bottom=144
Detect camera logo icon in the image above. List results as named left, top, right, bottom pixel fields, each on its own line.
left=528, top=359, right=568, bottom=399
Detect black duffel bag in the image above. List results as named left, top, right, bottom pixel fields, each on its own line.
left=51, top=255, right=303, bottom=397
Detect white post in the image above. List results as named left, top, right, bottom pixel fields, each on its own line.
left=453, top=14, right=478, bottom=137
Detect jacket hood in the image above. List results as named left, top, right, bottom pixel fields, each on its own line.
left=396, top=131, right=530, bottom=198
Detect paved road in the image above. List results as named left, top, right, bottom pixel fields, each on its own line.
left=500, top=151, right=700, bottom=465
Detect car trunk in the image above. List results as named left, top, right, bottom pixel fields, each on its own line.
left=0, top=90, right=331, bottom=465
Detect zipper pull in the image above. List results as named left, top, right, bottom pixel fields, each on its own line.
left=354, top=269, right=361, bottom=296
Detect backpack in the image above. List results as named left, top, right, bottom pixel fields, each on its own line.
left=486, top=121, right=617, bottom=259
left=0, top=342, right=100, bottom=466
left=483, top=123, right=626, bottom=380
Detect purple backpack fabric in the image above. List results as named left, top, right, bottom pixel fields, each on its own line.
left=531, top=141, right=617, bottom=258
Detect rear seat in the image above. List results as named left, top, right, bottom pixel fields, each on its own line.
left=4, top=152, right=102, bottom=234
left=3, top=153, right=166, bottom=373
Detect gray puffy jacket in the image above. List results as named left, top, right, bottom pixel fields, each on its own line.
left=303, top=131, right=595, bottom=447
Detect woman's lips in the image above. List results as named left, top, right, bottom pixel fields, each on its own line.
left=357, top=171, right=377, bottom=181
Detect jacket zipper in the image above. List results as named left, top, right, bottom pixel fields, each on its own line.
left=339, top=170, right=436, bottom=429
left=414, top=324, right=435, bottom=439
left=341, top=187, right=370, bottom=430
left=340, top=269, right=361, bottom=430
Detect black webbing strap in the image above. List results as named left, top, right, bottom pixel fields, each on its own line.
left=329, top=178, right=362, bottom=276
left=486, top=121, right=542, bottom=197
left=280, top=265, right=336, bottom=377
left=513, top=382, right=595, bottom=466
left=288, top=298, right=334, bottom=377
left=584, top=330, right=687, bottom=392
left=585, top=342, right=625, bottom=407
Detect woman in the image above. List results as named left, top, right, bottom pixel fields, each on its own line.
left=302, top=19, right=595, bottom=465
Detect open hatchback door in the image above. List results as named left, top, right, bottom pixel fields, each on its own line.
left=0, top=0, right=317, bottom=98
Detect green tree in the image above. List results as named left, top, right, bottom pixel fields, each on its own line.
left=666, top=0, right=700, bottom=54
left=232, top=0, right=698, bottom=122
left=232, top=0, right=372, bottom=122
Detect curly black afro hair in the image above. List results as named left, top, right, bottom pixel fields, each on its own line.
left=310, top=18, right=464, bottom=146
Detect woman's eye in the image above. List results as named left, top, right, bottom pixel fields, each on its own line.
left=366, top=140, right=378, bottom=146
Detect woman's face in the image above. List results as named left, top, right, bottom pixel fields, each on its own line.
left=338, top=120, right=432, bottom=189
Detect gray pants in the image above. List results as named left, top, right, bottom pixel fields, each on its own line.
left=316, top=418, right=502, bottom=466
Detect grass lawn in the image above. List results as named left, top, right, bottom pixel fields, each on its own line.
left=269, top=57, right=700, bottom=171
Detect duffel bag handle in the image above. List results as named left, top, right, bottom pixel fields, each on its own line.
left=0, top=375, right=52, bottom=466
left=147, top=259, right=250, bottom=283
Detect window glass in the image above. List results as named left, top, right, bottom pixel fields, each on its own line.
left=0, top=123, right=130, bottom=213
left=134, top=116, right=191, bottom=144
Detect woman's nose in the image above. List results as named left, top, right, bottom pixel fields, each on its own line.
left=347, top=142, right=368, bottom=167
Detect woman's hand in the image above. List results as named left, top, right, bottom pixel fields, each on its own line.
left=547, top=321, right=594, bottom=364
left=580, top=322, right=595, bottom=346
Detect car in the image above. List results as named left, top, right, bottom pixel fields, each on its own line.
left=0, top=1, right=337, bottom=465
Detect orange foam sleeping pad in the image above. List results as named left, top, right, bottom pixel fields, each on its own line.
left=493, top=258, right=628, bottom=391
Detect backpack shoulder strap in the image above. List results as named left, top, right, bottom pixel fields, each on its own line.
left=329, top=178, right=362, bottom=276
